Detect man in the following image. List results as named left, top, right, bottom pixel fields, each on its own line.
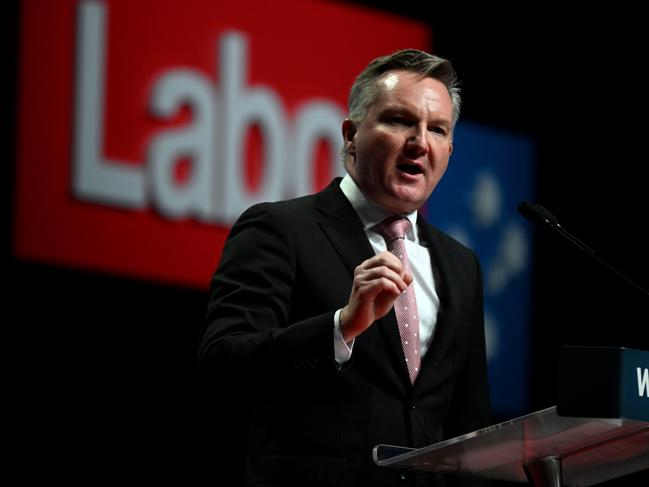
left=198, top=49, right=491, bottom=486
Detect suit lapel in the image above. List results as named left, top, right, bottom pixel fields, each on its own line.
left=314, top=180, right=374, bottom=277
left=314, top=180, right=412, bottom=387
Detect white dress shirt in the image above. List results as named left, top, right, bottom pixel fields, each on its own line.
left=333, top=174, right=440, bottom=364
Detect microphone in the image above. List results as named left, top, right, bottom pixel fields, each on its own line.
left=517, top=202, right=595, bottom=254
left=517, top=201, right=557, bottom=225
left=517, top=201, right=649, bottom=298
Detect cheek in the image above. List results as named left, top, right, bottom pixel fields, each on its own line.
left=362, top=130, right=399, bottom=157
left=432, top=146, right=451, bottom=169
left=426, top=151, right=450, bottom=182
left=356, top=140, right=391, bottom=173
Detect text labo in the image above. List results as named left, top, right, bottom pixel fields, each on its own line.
left=73, top=3, right=344, bottom=224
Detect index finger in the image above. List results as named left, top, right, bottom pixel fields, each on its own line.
left=366, top=250, right=406, bottom=276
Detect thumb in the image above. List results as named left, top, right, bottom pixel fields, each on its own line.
left=403, top=272, right=414, bottom=286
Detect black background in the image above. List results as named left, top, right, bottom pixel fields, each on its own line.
left=5, top=1, right=648, bottom=485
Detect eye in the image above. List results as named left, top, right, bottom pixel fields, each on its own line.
left=389, top=116, right=410, bottom=125
left=428, top=126, right=448, bottom=136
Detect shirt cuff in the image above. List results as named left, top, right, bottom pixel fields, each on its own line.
left=333, top=308, right=354, bottom=365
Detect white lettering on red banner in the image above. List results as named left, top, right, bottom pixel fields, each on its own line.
left=15, top=0, right=430, bottom=287
left=73, top=2, right=344, bottom=222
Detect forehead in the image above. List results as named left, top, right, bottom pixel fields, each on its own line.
left=372, top=70, right=452, bottom=113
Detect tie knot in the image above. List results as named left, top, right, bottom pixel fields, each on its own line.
left=376, top=216, right=411, bottom=243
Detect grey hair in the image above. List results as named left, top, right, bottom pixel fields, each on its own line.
left=347, top=48, right=461, bottom=128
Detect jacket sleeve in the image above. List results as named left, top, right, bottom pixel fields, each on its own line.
left=198, top=202, right=337, bottom=380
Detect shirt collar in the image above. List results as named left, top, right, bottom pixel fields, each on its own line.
left=339, top=173, right=419, bottom=242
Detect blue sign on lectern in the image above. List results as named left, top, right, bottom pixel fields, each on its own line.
left=558, top=346, right=649, bottom=422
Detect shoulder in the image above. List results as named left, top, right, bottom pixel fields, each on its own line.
left=236, top=192, right=318, bottom=225
left=235, top=178, right=344, bottom=226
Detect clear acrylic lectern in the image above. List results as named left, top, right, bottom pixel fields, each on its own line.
left=374, top=347, right=649, bottom=486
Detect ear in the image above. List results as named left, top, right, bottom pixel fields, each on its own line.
left=341, top=119, right=357, bottom=156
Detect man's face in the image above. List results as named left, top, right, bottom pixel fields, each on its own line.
left=343, top=70, right=454, bottom=214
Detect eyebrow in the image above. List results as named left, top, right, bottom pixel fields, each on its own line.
left=379, top=105, right=452, bottom=126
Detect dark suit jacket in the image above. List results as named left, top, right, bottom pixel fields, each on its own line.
left=199, top=178, right=491, bottom=487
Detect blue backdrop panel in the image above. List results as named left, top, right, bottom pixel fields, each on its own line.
left=424, top=121, right=536, bottom=418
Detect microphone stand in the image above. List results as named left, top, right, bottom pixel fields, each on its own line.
left=518, top=201, right=649, bottom=299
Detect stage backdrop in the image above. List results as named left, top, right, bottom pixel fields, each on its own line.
left=15, top=0, right=534, bottom=417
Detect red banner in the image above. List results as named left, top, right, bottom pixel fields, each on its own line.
left=15, top=0, right=430, bottom=288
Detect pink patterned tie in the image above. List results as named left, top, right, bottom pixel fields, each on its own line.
left=377, top=217, right=420, bottom=383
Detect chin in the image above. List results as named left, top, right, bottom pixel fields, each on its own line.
left=387, top=190, right=426, bottom=213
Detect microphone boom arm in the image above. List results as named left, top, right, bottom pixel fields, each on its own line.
left=517, top=201, right=649, bottom=299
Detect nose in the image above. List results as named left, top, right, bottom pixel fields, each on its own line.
left=405, top=125, right=427, bottom=156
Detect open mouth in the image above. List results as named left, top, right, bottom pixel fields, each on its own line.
left=397, top=163, right=423, bottom=176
